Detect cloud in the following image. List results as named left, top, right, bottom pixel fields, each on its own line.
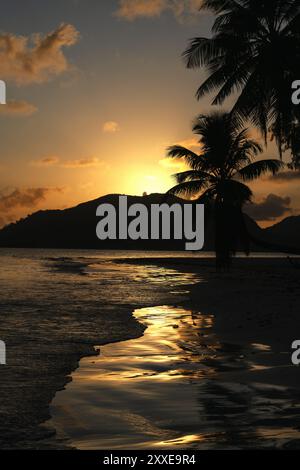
left=244, top=193, right=292, bottom=221
left=61, top=157, right=105, bottom=168
left=159, top=156, right=187, bottom=171
left=116, top=0, right=166, bottom=19
left=0, top=100, right=37, bottom=116
left=115, top=0, right=203, bottom=21
left=102, top=121, right=120, bottom=133
left=30, top=156, right=107, bottom=169
left=0, top=187, right=62, bottom=212
left=269, top=170, right=300, bottom=182
left=0, top=187, right=64, bottom=228
left=30, top=156, right=60, bottom=167
left=0, top=23, right=80, bottom=85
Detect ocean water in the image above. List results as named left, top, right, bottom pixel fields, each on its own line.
left=0, top=248, right=300, bottom=450
left=0, top=248, right=204, bottom=311
left=49, top=306, right=300, bottom=450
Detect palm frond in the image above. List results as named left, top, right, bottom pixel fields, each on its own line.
left=183, top=37, right=224, bottom=69
left=201, top=0, right=245, bottom=14
left=167, top=145, right=209, bottom=171
left=167, top=145, right=198, bottom=159
left=166, top=180, right=210, bottom=198
left=183, top=0, right=300, bottom=159
left=235, top=159, right=285, bottom=181
left=172, top=170, right=217, bottom=185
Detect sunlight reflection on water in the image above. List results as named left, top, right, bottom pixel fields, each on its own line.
left=49, top=305, right=220, bottom=449
left=22, top=250, right=299, bottom=451
left=1, top=249, right=300, bottom=449
left=48, top=301, right=300, bottom=450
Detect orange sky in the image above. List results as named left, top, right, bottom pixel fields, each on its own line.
left=0, top=0, right=299, bottom=229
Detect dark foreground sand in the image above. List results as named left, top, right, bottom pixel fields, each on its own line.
left=0, top=256, right=299, bottom=449
left=122, top=257, right=300, bottom=390
left=0, top=303, right=145, bottom=449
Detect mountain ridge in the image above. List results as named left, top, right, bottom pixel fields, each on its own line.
left=0, top=193, right=298, bottom=252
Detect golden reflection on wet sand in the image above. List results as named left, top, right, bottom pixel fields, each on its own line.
left=86, top=306, right=216, bottom=383
left=48, top=299, right=300, bottom=450
left=49, top=305, right=219, bottom=449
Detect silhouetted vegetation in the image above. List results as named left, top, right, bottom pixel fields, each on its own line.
left=166, top=112, right=283, bottom=267
left=183, top=0, right=300, bottom=165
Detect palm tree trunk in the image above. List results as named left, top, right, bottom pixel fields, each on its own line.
left=214, top=204, right=251, bottom=270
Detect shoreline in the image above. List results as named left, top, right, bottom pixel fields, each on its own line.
left=1, top=255, right=300, bottom=448
left=0, top=303, right=145, bottom=449
left=0, top=252, right=194, bottom=449
left=118, top=257, right=300, bottom=391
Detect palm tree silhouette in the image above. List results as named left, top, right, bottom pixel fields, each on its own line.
left=166, top=112, right=284, bottom=267
left=183, top=0, right=300, bottom=161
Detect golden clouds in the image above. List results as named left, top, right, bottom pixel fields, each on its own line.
left=0, top=187, right=64, bottom=228
left=30, top=156, right=107, bottom=169
left=115, top=0, right=203, bottom=21
left=102, top=121, right=120, bottom=133
left=61, top=157, right=105, bottom=168
left=0, top=187, right=62, bottom=211
left=0, top=100, right=37, bottom=116
left=0, top=23, right=79, bottom=85
left=30, top=156, right=60, bottom=167
left=116, top=0, right=166, bottom=19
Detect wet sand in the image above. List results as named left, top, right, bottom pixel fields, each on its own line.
left=48, top=257, right=300, bottom=449
left=121, top=257, right=300, bottom=391
left=0, top=251, right=196, bottom=449
left=0, top=300, right=144, bottom=449
left=49, top=306, right=214, bottom=450
left=1, top=253, right=300, bottom=449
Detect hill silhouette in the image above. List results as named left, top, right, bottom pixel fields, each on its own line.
left=0, top=193, right=298, bottom=252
